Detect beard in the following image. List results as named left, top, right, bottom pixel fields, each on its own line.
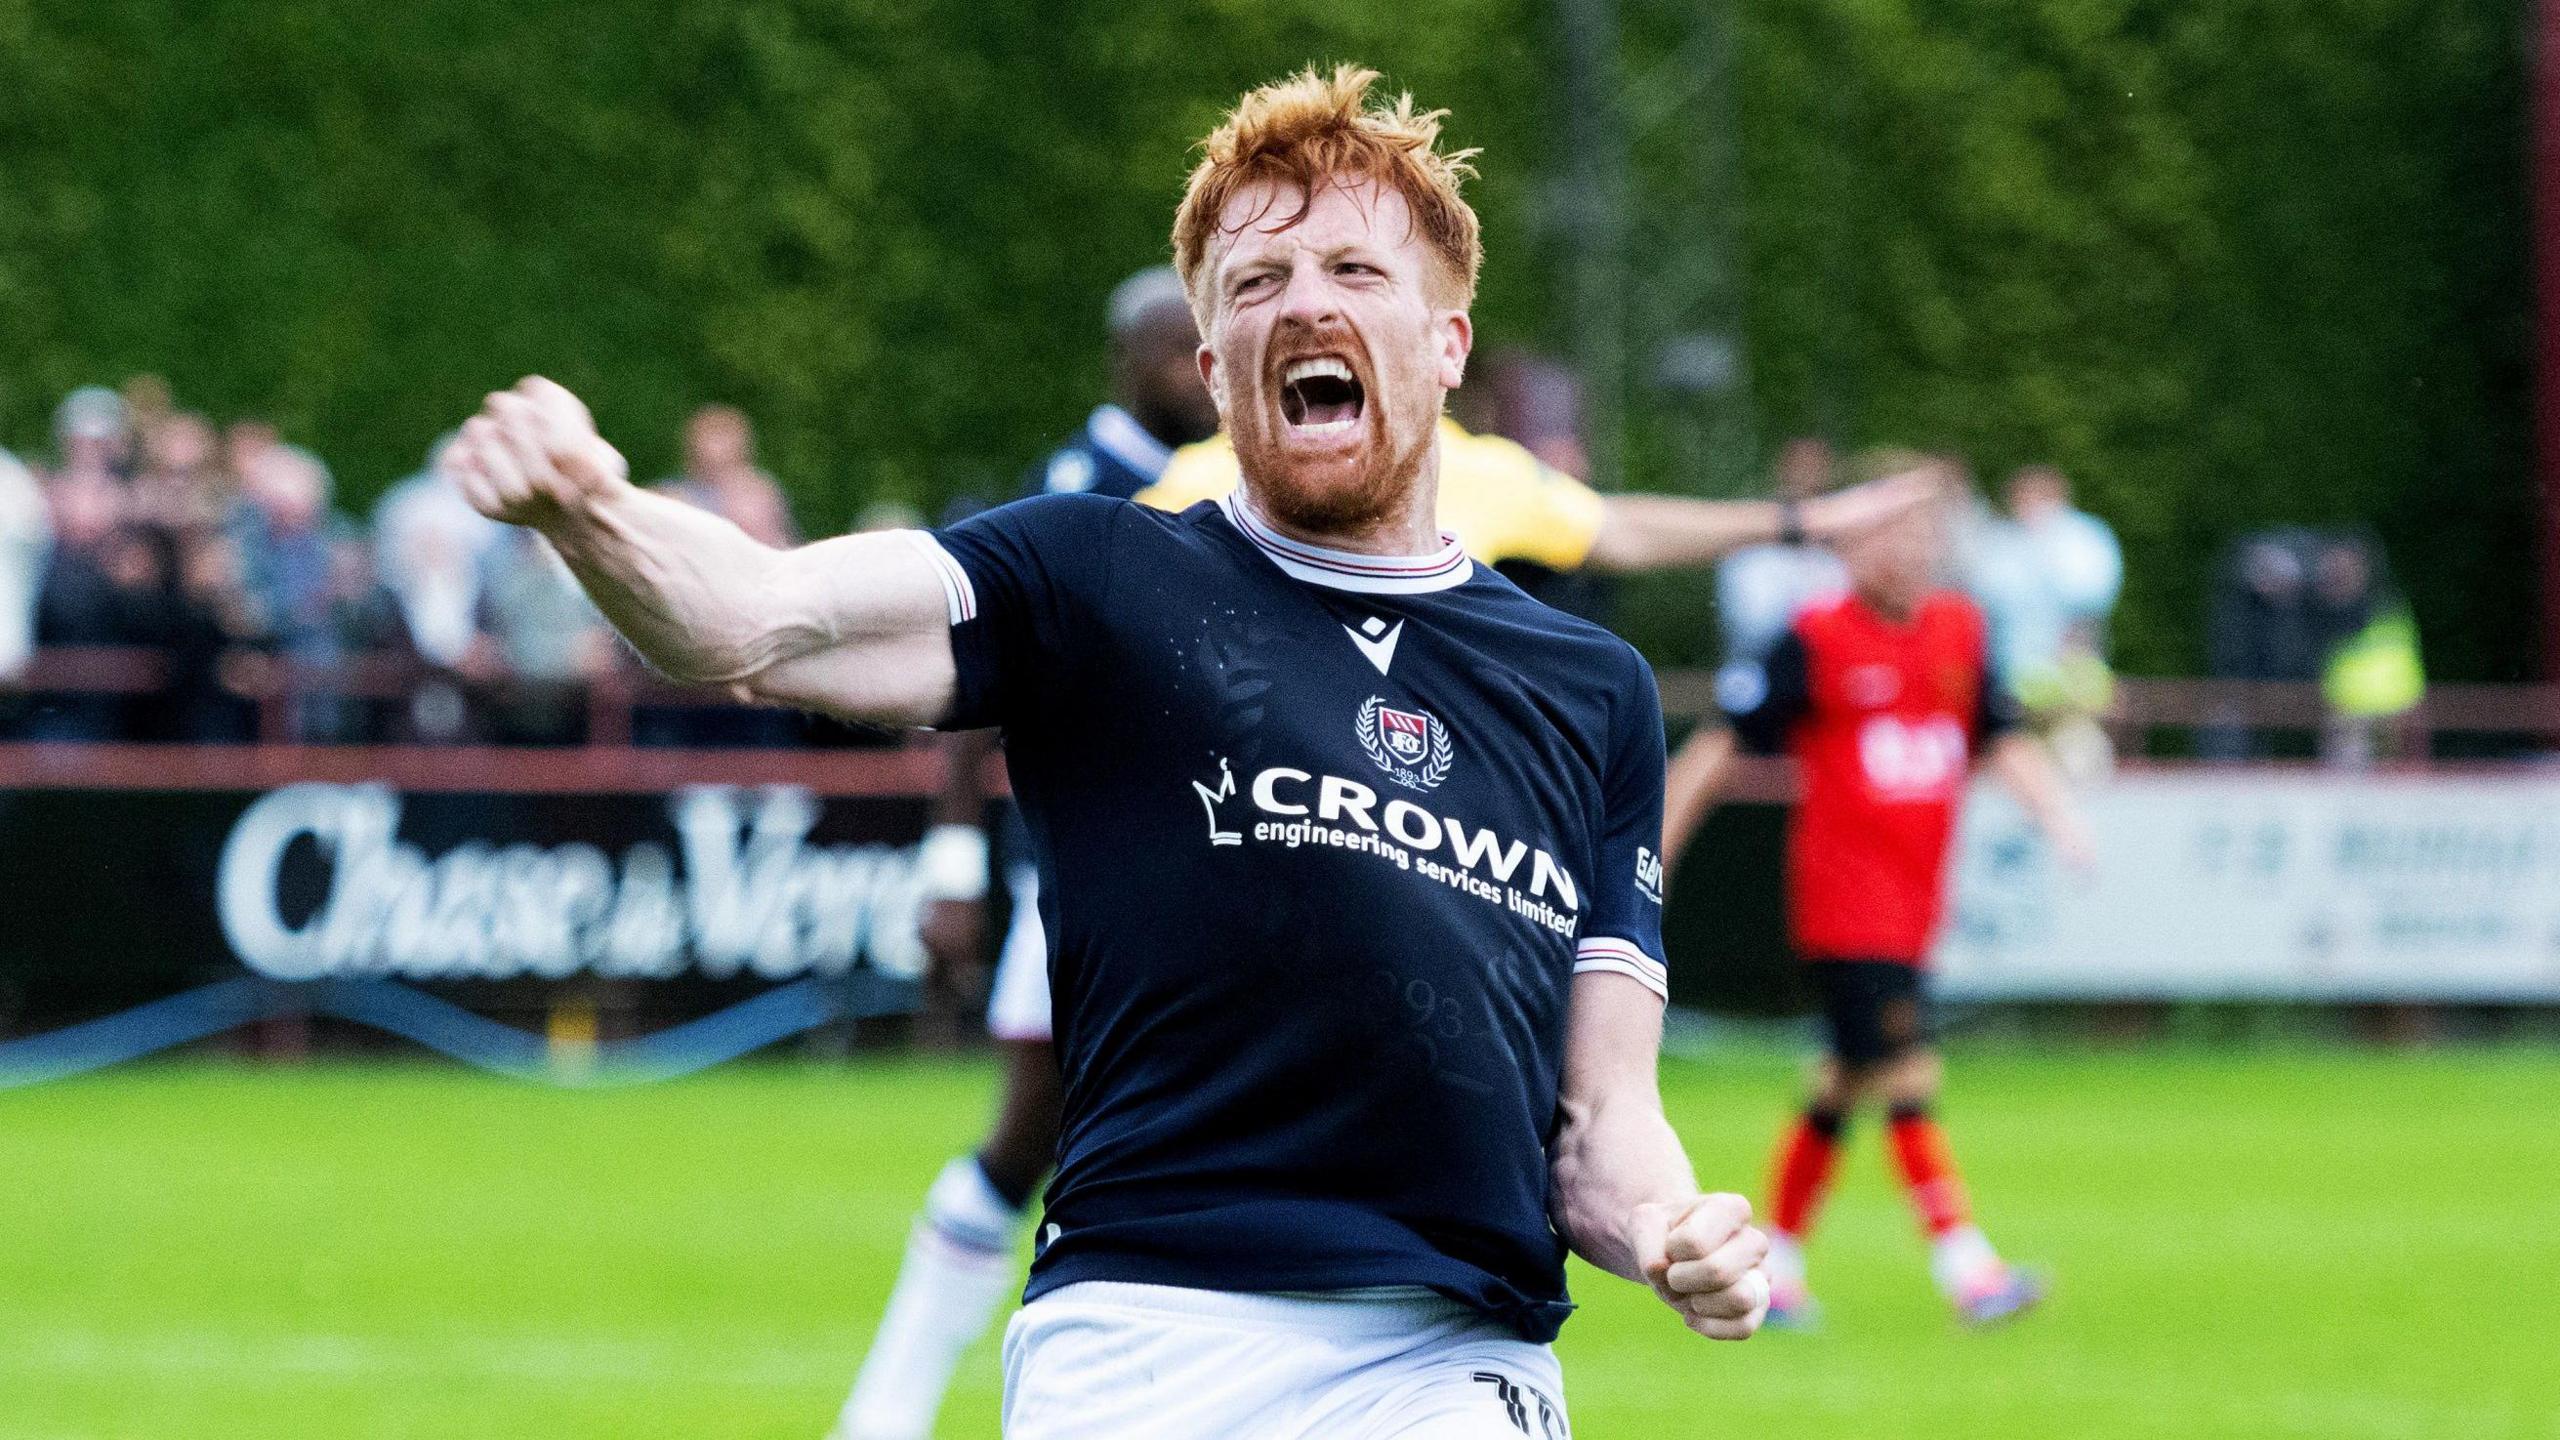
left=1229, top=388, right=1436, bottom=538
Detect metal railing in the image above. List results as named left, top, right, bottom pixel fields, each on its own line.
left=8, top=646, right=2555, bottom=760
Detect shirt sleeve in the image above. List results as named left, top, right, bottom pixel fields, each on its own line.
left=1467, top=435, right=1605, bottom=571
left=1131, top=437, right=1241, bottom=513
left=1721, top=630, right=1812, bottom=756
left=1975, top=661, right=2024, bottom=746
left=1573, top=647, right=1671, bottom=1002
left=916, top=493, right=1122, bottom=732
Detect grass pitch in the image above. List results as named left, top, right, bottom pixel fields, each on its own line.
left=2, top=1047, right=2555, bottom=1439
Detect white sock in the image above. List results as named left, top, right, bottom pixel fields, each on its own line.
left=1929, top=1223, right=2001, bottom=1298
left=833, top=1158, right=1028, bottom=1440
left=1765, top=1232, right=1809, bottom=1291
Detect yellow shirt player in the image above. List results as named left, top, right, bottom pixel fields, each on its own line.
left=1139, top=417, right=1939, bottom=575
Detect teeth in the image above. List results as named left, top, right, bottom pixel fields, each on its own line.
left=1284, top=357, right=1353, bottom=385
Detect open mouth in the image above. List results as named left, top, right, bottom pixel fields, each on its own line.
left=1280, top=356, right=1365, bottom=434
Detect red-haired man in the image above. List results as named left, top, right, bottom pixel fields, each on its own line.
left=452, top=65, right=1765, bottom=1440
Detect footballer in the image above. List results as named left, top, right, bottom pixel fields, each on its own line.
left=453, top=66, right=1768, bottom=1439
left=1661, top=462, right=2094, bottom=1329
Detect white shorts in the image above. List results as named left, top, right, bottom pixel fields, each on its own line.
left=986, top=865, right=1052, bottom=1042
left=1000, top=1281, right=1569, bottom=1440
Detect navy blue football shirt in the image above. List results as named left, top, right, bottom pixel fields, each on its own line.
left=910, top=489, right=1669, bottom=1343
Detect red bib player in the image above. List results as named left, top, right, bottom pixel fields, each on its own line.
left=1663, top=459, right=2093, bottom=1329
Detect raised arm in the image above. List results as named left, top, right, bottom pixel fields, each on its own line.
left=1579, top=464, right=1947, bottom=575
left=1549, top=972, right=1769, bottom=1339
left=450, top=378, right=957, bottom=727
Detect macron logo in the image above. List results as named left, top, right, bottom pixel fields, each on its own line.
left=1345, top=616, right=1404, bottom=676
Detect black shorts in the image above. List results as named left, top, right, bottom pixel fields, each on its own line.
left=1804, top=958, right=1933, bottom=1067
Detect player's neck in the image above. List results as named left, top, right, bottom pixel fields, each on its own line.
left=1242, top=446, right=1444, bottom=558
left=1857, top=585, right=1924, bottom=624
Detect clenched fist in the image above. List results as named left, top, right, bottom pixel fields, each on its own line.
left=448, top=377, right=631, bottom=531
left=1630, top=1192, right=1771, bottom=1340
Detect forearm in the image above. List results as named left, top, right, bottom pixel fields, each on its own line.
left=1584, top=465, right=1943, bottom=575
left=541, top=485, right=825, bottom=686
left=1660, top=726, right=1738, bottom=873
left=1556, top=974, right=1767, bottom=1338
left=1585, top=496, right=1774, bottom=574
left=1551, top=1087, right=1701, bottom=1283
left=1987, top=733, right=2089, bottom=851
left=454, top=375, right=954, bottom=726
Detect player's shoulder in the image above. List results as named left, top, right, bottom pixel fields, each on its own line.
left=990, top=488, right=1217, bottom=537
left=1439, top=422, right=1591, bottom=512
left=1439, top=421, right=1544, bottom=482
left=1917, top=589, right=1989, bottom=636
left=1029, top=435, right=1103, bottom=497
left=1791, top=590, right=1862, bottom=640
left=1140, top=433, right=1242, bottom=512
left=938, top=493, right=1234, bottom=613
left=1462, top=566, right=1657, bottom=701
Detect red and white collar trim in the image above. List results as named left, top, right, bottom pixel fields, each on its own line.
left=1218, top=492, right=1473, bottom=595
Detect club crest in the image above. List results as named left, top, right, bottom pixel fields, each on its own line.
left=1358, top=696, right=1453, bottom=791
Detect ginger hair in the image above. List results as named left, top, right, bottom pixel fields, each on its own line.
left=1172, top=64, right=1481, bottom=320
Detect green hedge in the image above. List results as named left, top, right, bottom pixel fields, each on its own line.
left=0, top=0, right=2530, bottom=679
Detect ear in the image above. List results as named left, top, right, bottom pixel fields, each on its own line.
left=1196, top=342, right=1227, bottom=420
left=1435, top=310, right=1473, bottom=392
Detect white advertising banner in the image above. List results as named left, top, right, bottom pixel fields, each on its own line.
left=1936, top=771, right=2560, bottom=1000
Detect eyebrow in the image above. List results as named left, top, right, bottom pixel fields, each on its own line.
left=1221, top=237, right=1387, bottom=285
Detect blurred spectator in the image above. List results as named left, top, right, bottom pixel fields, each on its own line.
left=475, top=530, right=616, bottom=744
left=2204, top=528, right=2423, bottom=764
left=659, top=405, right=800, bottom=547
left=150, top=526, right=269, bottom=742
left=223, top=418, right=278, bottom=482
left=31, top=472, right=161, bottom=738
left=1714, top=437, right=1848, bottom=676
left=2210, top=530, right=2320, bottom=696
left=1458, top=348, right=1590, bottom=480
left=129, top=410, right=229, bottom=536
left=50, top=386, right=133, bottom=482
left=374, top=433, right=502, bottom=672
left=220, top=420, right=329, bottom=500
left=120, top=374, right=176, bottom=446
left=645, top=406, right=800, bottom=745
left=1454, top=349, right=1607, bottom=618
left=1968, top=464, right=2123, bottom=776
left=2310, top=535, right=2424, bottom=765
left=367, top=433, right=503, bottom=743
left=227, top=444, right=364, bottom=739
left=0, top=447, right=46, bottom=683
